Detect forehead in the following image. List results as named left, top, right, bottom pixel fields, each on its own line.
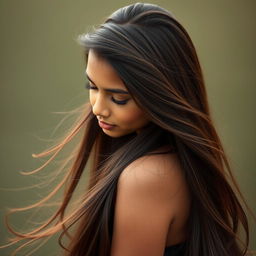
left=86, top=50, right=127, bottom=90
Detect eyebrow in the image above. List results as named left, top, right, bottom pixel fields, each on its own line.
left=85, top=73, right=129, bottom=95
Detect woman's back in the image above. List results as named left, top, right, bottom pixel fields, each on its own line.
left=3, top=3, right=251, bottom=255
left=110, top=145, right=190, bottom=255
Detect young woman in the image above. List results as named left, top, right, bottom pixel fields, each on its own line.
left=4, top=2, right=251, bottom=256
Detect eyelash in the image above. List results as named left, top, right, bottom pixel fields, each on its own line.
left=85, top=82, right=129, bottom=105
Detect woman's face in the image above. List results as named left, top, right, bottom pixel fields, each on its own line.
left=85, top=50, right=149, bottom=138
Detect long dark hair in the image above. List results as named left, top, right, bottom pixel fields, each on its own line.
left=3, top=2, right=250, bottom=256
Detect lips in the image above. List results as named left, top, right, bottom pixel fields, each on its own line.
left=98, top=120, right=116, bottom=130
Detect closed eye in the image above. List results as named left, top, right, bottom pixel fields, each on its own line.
left=85, top=82, right=129, bottom=105
left=111, top=97, right=129, bottom=105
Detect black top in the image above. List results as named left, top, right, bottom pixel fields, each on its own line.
left=164, top=243, right=186, bottom=256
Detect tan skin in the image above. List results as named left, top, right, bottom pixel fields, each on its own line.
left=86, top=50, right=191, bottom=256
left=86, top=50, right=149, bottom=138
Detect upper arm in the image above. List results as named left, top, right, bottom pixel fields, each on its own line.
left=110, top=154, right=187, bottom=256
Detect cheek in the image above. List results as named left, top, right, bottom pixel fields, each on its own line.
left=117, top=106, right=149, bottom=126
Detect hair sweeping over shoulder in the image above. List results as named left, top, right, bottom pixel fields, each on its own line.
left=3, top=2, right=252, bottom=256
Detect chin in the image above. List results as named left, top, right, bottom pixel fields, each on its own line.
left=102, top=129, right=135, bottom=138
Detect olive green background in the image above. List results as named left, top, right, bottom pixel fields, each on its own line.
left=0, top=0, right=255, bottom=255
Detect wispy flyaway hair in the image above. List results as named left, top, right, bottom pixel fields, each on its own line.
left=4, top=3, right=250, bottom=256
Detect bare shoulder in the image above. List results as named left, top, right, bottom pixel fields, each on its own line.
left=111, top=149, right=190, bottom=255
left=119, top=150, right=187, bottom=203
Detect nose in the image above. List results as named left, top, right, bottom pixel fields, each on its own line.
left=91, top=93, right=110, bottom=118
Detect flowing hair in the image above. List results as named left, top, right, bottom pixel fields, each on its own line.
left=3, top=2, right=252, bottom=256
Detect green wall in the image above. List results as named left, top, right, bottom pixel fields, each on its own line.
left=1, top=0, right=255, bottom=255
